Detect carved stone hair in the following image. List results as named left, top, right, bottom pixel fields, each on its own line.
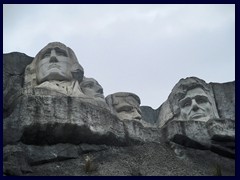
left=168, top=77, right=219, bottom=119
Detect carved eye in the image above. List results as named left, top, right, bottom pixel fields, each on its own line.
left=86, top=84, right=92, bottom=88
left=124, top=107, right=133, bottom=112
left=42, top=53, right=50, bottom=58
left=197, top=99, right=204, bottom=103
left=196, top=97, right=207, bottom=104
left=183, top=101, right=191, bottom=107
left=57, top=51, right=67, bottom=57
left=117, top=106, right=133, bottom=113
left=180, top=99, right=191, bottom=108
left=180, top=97, right=192, bottom=108
left=84, top=83, right=93, bottom=88
left=55, top=47, right=68, bottom=57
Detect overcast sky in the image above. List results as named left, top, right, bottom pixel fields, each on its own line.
left=3, top=4, right=235, bottom=109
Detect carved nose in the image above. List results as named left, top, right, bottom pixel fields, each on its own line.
left=49, top=56, right=58, bottom=63
left=191, top=99, right=199, bottom=111
left=132, top=109, right=141, bottom=120
left=97, top=88, right=103, bottom=94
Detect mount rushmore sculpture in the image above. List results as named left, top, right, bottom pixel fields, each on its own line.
left=3, top=42, right=235, bottom=176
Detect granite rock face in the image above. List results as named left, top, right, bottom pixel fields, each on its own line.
left=3, top=94, right=160, bottom=147
left=140, top=106, right=159, bottom=125
left=156, top=100, right=174, bottom=128
left=3, top=143, right=234, bottom=176
left=3, top=48, right=235, bottom=176
left=156, top=77, right=235, bottom=160
left=210, top=81, right=235, bottom=120
left=160, top=119, right=235, bottom=159
left=3, top=52, right=33, bottom=118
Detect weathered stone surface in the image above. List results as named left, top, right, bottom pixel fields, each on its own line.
left=156, top=100, right=174, bottom=128
left=122, top=120, right=160, bottom=143
left=79, top=144, right=108, bottom=154
left=3, top=145, right=33, bottom=176
left=3, top=95, right=124, bottom=146
left=3, top=52, right=33, bottom=76
left=207, top=119, right=235, bottom=158
left=207, top=119, right=235, bottom=140
left=12, top=143, right=234, bottom=176
left=22, top=143, right=80, bottom=165
left=3, top=48, right=235, bottom=176
left=160, top=119, right=235, bottom=158
left=161, top=120, right=211, bottom=148
left=140, top=106, right=159, bottom=124
left=3, top=52, right=33, bottom=118
left=210, top=81, right=235, bottom=119
left=3, top=142, right=112, bottom=176
left=3, top=94, right=161, bottom=147
left=168, top=142, right=235, bottom=176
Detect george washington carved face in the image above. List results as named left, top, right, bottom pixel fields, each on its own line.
left=36, top=45, right=73, bottom=84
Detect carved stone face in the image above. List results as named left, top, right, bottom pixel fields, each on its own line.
left=113, top=96, right=142, bottom=121
left=179, top=87, right=214, bottom=121
left=81, top=78, right=104, bottom=99
left=36, top=46, right=73, bottom=84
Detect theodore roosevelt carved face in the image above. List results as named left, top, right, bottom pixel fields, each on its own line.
left=106, top=92, right=142, bottom=121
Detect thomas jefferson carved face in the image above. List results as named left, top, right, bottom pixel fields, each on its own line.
left=179, top=87, right=215, bottom=121
left=81, top=78, right=104, bottom=99
left=36, top=45, right=73, bottom=84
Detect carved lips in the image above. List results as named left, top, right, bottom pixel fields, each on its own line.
left=48, top=63, right=61, bottom=70
left=190, top=113, right=206, bottom=119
